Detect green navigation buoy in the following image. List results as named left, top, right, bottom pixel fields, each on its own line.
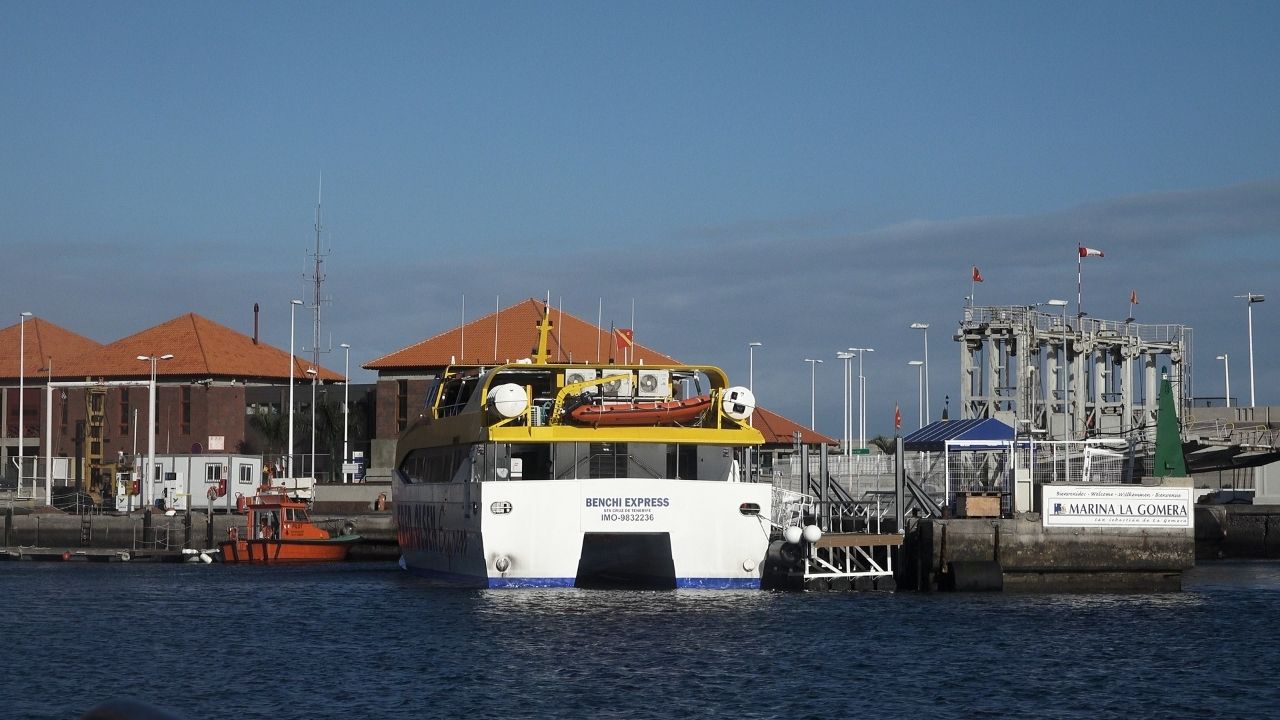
left=1153, top=376, right=1187, bottom=477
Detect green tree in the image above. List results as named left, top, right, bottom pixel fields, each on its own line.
left=869, top=435, right=897, bottom=455
left=248, top=407, right=288, bottom=456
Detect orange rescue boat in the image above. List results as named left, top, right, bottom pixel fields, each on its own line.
left=567, top=395, right=712, bottom=427
left=219, top=489, right=359, bottom=564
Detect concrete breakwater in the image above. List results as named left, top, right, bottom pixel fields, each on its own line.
left=1195, top=504, right=1280, bottom=560
left=1, top=508, right=397, bottom=560
left=901, top=516, right=1195, bottom=592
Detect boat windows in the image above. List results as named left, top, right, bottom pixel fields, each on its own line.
left=399, top=447, right=470, bottom=483
left=437, top=374, right=480, bottom=418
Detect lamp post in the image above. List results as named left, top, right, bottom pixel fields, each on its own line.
left=288, top=299, right=303, bottom=477
left=17, top=312, right=31, bottom=490
left=909, top=361, right=925, bottom=429
left=747, top=342, right=762, bottom=393
left=136, top=353, right=174, bottom=509
left=41, top=357, right=52, bottom=506
left=837, top=351, right=854, bottom=455
left=803, top=358, right=822, bottom=430
left=340, top=343, right=350, bottom=483
left=1217, top=354, right=1231, bottom=408
left=1045, top=300, right=1070, bottom=438
left=910, top=323, right=930, bottom=424
left=1236, top=293, right=1265, bottom=406
left=307, top=367, right=318, bottom=480
left=850, top=348, right=874, bottom=448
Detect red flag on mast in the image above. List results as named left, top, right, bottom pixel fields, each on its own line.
left=972, top=266, right=983, bottom=283
left=1130, top=290, right=1138, bottom=305
left=614, top=327, right=633, bottom=350
left=894, top=405, right=902, bottom=431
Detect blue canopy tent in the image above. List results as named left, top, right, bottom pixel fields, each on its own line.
left=902, top=418, right=1016, bottom=452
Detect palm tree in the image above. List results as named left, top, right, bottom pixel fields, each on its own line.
left=248, top=407, right=288, bottom=457
left=869, top=435, right=897, bottom=455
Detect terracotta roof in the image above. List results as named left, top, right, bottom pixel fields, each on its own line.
left=54, top=313, right=342, bottom=382
left=751, top=406, right=838, bottom=447
left=366, top=298, right=679, bottom=370
left=0, top=317, right=103, bottom=381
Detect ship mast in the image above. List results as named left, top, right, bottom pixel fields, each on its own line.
left=533, top=296, right=554, bottom=364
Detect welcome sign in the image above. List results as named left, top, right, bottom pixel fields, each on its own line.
left=1042, top=485, right=1193, bottom=529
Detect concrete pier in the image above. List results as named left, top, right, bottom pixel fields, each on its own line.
left=903, top=516, right=1195, bottom=592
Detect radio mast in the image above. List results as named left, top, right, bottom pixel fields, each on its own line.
left=308, top=174, right=329, bottom=370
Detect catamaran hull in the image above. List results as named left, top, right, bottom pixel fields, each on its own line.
left=395, top=478, right=772, bottom=589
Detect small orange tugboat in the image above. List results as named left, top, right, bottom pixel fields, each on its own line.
left=219, top=489, right=359, bottom=564
left=567, top=395, right=713, bottom=427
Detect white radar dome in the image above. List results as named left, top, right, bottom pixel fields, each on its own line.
left=487, top=383, right=528, bottom=419
left=783, top=526, right=803, bottom=545
left=721, top=386, right=756, bottom=421
left=802, top=524, right=823, bottom=544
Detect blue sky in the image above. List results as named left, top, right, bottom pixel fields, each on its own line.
left=3, top=2, right=1278, bottom=437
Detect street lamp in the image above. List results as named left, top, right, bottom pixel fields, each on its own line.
left=288, top=299, right=303, bottom=477
left=850, top=348, right=874, bottom=448
left=910, top=323, right=930, bottom=424
left=40, top=357, right=52, bottom=507
left=803, top=358, right=823, bottom=430
left=136, top=353, right=174, bottom=509
left=747, top=342, right=762, bottom=394
left=340, top=343, right=350, bottom=483
left=1217, top=354, right=1231, bottom=408
left=307, top=367, right=318, bottom=480
left=1236, top=293, right=1265, bottom=406
left=836, top=351, right=854, bottom=455
left=17, top=312, right=31, bottom=491
left=909, top=360, right=925, bottom=429
left=1045, top=300, right=1070, bottom=438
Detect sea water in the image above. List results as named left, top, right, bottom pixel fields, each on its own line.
left=3, top=561, right=1279, bottom=719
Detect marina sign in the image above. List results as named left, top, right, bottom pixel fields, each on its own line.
left=1042, top=484, right=1193, bottom=529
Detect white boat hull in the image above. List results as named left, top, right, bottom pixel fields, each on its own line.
left=395, top=477, right=773, bottom=589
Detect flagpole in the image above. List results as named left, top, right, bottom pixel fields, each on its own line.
left=1077, top=252, right=1083, bottom=319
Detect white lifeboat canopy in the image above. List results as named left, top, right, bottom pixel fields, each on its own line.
left=487, top=383, right=529, bottom=419
left=720, top=386, right=756, bottom=421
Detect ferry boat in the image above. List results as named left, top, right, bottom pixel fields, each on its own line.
left=392, top=311, right=772, bottom=588
left=219, top=489, right=360, bottom=564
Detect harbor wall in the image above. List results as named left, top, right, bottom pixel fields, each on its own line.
left=1195, top=504, right=1280, bottom=559
left=904, top=516, right=1194, bottom=592
left=1, top=508, right=396, bottom=556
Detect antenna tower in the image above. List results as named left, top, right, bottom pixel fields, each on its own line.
left=306, top=174, right=331, bottom=368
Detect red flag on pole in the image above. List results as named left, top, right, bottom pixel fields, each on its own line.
left=614, top=327, right=634, bottom=350
left=1130, top=289, right=1138, bottom=305
left=1078, top=246, right=1104, bottom=257
left=894, top=404, right=902, bottom=431
left=972, top=266, right=983, bottom=283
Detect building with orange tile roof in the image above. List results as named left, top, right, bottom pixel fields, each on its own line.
left=2, top=313, right=364, bottom=494
left=1, top=317, right=102, bottom=473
